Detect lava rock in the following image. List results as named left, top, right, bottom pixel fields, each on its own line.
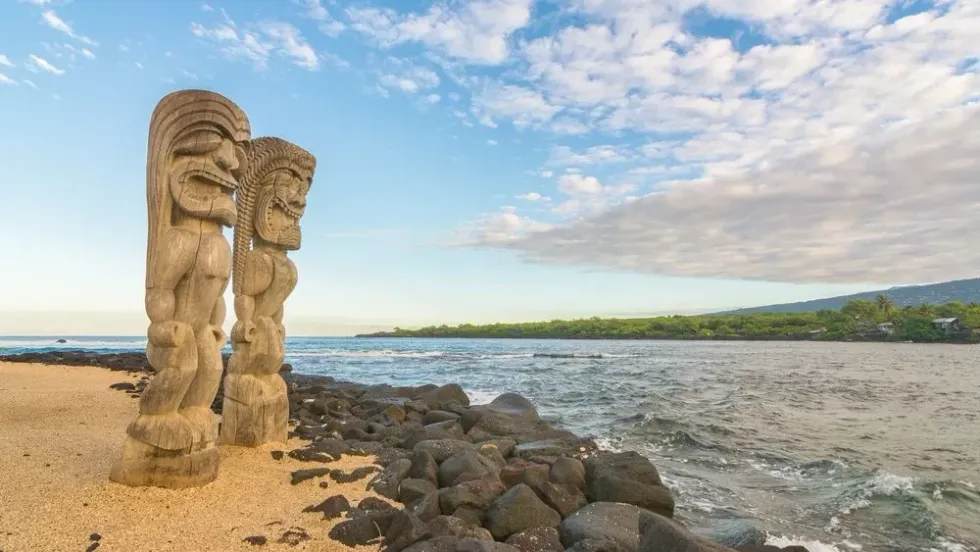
left=302, top=495, right=350, bottom=519
left=439, top=451, right=500, bottom=487
left=329, top=516, right=384, bottom=546
left=485, top=483, right=562, bottom=540
left=385, top=510, right=431, bottom=552
left=290, top=468, right=332, bottom=485
left=271, top=450, right=285, bottom=461
left=419, top=384, right=471, bottom=408
left=109, top=382, right=136, bottom=391
left=536, top=481, right=586, bottom=519
left=358, top=496, right=396, bottom=512
left=331, top=466, right=380, bottom=483
left=405, top=421, right=468, bottom=449
left=414, top=440, right=478, bottom=463
left=638, top=511, right=736, bottom=552
left=549, top=458, right=585, bottom=492
left=584, top=453, right=674, bottom=518
left=243, top=535, right=268, bottom=546
left=456, top=538, right=523, bottom=552
left=424, top=410, right=462, bottom=425
left=450, top=506, right=485, bottom=527
left=560, top=503, right=645, bottom=551
left=408, top=450, right=440, bottom=486
left=500, top=460, right=550, bottom=491
left=505, top=526, right=564, bottom=552
left=403, top=536, right=463, bottom=552
left=370, top=458, right=412, bottom=500
left=439, top=477, right=507, bottom=513
left=427, top=515, right=494, bottom=541
left=411, top=491, right=442, bottom=522
left=401, top=478, right=439, bottom=505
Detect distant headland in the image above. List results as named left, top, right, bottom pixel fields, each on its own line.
left=358, top=297, right=980, bottom=343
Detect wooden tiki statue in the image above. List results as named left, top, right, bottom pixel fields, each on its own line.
left=221, top=137, right=315, bottom=447
left=110, top=89, right=250, bottom=488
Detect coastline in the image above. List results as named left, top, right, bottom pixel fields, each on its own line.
left=0, top=350, right=808, bottom=552
left=355, top=333, right=980, bottom=344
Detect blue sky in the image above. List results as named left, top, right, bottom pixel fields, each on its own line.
left=0, top=0, right=976, bottom=335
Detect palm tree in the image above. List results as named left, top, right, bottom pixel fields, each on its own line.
left=875, top=294, right=895, bottom=318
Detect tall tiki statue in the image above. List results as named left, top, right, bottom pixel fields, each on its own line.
left=110, top=89, right=250, bottom=488
left=221, top=137, right=315, bottom=447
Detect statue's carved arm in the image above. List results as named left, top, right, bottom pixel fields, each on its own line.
left=146, top=228, right=197, bottom=347
left=231, top=251, right=274, bottom=343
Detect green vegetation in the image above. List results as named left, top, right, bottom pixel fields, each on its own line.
left=359, top=295, right=980, bottom=343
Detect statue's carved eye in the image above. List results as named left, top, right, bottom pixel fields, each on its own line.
left=173, top=128, right=224, bottom=156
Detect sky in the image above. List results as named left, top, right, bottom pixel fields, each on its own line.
left=0, top=0, right=977, bottom=336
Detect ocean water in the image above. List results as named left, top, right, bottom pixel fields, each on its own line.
left=2, top=336, right=978, bottom=552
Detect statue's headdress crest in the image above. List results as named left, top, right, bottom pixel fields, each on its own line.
left=233, top=136, right=316, bottom=295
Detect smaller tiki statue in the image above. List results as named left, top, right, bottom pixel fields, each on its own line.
left=221, top=137, right=316, bottom=447
left=111, top=89, right=250, bottom=488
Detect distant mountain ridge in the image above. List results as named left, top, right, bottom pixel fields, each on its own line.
left=720, top=278, right=980, bottom=314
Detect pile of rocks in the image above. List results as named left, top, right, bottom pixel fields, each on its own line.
left=1, top=351, right=807, bottom=552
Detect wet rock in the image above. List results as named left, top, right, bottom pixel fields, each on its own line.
left=290, top=468, right=331, bottom=485
left=414, top=440, right=478, bottom=463
left=736, top=546, right=809, bottom=552
left=401, top=478, right=439, bottom=505
left=408, top=450, right=440, bottom=486
left=549, top=458, right=585, bottom=492
left=404, top=536, right=462, bottom=552
left=451, top=506, right=485, bottom=527
left=424, top=410, right=461, bottom=425
left=427, top=515, right=494, bottom=541
left=704, top=520, right=768, bottom=549
left=302, top=495, right=350, bottom=519
left=385, top=510, right=431, bottom=552
left=505, top=526, right=564, bottom=552
left=500, top=460, right=550, bottom=491
left=439, top=451, right=500, bottom=487
left=439, top=477, right=507, bottom=513
left=329, top=516, right=383, bottom=546
left=584, top=453, right=674, bottom=518
left=536, top=481, right=587, bottom=519
left=243, top=535, right=268, bottom=546
left=462, top=394, right=546, bottom=438
left=566, top=538, right=631, bottom=552
left=638, top=511, right=736, bottom=552
left=411, top=491, right=442, bottom=522
left=560, top=503, right=644, bottom=551
left=456, top=538, right=523, bottom=552
left=419, top=384, right=471, bottom=408
left=369, top=458, right=412, bottom=500
left=485, top=483, right=562, bottom=540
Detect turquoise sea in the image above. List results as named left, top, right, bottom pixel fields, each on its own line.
left=2, top=336, right=978, bottom=552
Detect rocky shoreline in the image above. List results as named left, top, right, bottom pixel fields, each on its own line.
left=1, top=350, right=808, bottom=552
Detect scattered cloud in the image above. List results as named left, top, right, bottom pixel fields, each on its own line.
left=21, top=0, right=54, bottom=5
left=201, top=3, right=214, bottom=12
left=26, top=54, right=64, bottom=75
left=135, top=62, right=144, bottom=69
left=118, top=44, right=129, bottom=52
left=378, top=59, right=440, bottom=94
left=0, top=55, right=13, bottom=68
left=0, top=73, right=17, bottom=85
left=347, top=0, right=533, bottom=65
left=495, top=105, right=980, bottom=284
left=474, top=84, right=562, bottom=128
left=487, top=139, right=498, bottom=146
left=426, top=93, right=441, bottom=103
left=301, top=0, right=346, bottom=37
left=518, top=192, right=545, bottom=201
left=80, top=47, right=95, bottom=59
left=191, top=16, right=320, bottom=71
left=22, top=79, right=39, bottom=90
left=451, top=206, right=554, bottom=245
left=41, top=10, right=97, bottom=46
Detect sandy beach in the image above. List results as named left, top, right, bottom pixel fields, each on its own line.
left=0, top=361, right=385, bottom=552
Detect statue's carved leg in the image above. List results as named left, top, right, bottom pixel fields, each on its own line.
left=220, top=317, right=288, bottom=447
left=179, top=325, right=225, bottom=447
left=110, top=321, right=219, bottom=488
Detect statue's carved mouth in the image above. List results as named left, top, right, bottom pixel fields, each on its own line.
left=187, top=167, right=238, bottom=191
left=274, top=195, right=304, bottom=222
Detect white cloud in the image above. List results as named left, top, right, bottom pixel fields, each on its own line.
left=21, top=0, right=54, bottom=5
left=80, top=48, right=95, bottom=59
left=135, top=62, right=144, bottom=69
left=22, top=79, right=38, bottom=90
left=347, top=0, right=533, bottom=65
left=487, top=139, right=498, bottom=146
left=302, top=0, right=346, bottom=36
left=118, top=44, right=129, bottom=52
left=557, top=173, right=603, bottom=195
left=539, top=170, right=554, bottom=178
left=495, top=104, right=980, bottom=284
left=191, top=18, right=320, bottom=71
left=378, top=62, right=440, bottom=94
left=452, top=206, right=554, bottom=245
left=201, top=3, right=214, bottom=11
left=474, top=84, right=562, bottom=128
left=41, top=10, right=97, bottom=46
left=26, top=54, right=64, bottom=75
left=0, top=73, right=17, bottom=85
left=0, top=55, right=13, bottom=68
left=426, top=93, right=441, bottom=103
left=518, top=192, right=544, bottom=201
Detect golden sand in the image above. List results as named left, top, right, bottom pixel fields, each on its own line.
left=0, top=361, right=386, bottom=552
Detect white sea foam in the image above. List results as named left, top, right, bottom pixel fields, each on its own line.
left=466, top=390, right=500, bottom=405
left=288, top=349, right=445, bottom=359
left=930, top=537, right=978, bottom=552
left=765, top=533, right=845, bottom=552
left=0, top=338, right=145, bottom=348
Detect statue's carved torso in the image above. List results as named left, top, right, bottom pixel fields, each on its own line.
left=167, top=227, right=232, bottom=331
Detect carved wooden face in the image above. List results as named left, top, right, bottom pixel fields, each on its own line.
left=169, top=123, right=248, bottom=227
left=254, top=167, right=311, bottom=250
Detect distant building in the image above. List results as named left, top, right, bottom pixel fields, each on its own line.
left=931, top=318, right=961, bottom=334
left=876, top=322, right=895, bottom=335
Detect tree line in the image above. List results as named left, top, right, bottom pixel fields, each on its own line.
left=358, top=295, right=980, bottom=343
